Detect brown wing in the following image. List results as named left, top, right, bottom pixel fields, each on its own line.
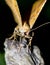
left=29, top=0, right=47, bottom=29
left=5, top=0, right=22, bottom=26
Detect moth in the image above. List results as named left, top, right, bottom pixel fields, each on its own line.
left=4, top=0, right=47, bottom=65
left=5, top=0, right=47, bottom=47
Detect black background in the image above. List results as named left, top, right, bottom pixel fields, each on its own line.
left=0, top=0, right=50, bottom=65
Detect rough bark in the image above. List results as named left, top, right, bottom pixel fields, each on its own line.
left=4, top=38, right=44, bottom=65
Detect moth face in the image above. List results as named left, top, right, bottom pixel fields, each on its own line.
left=19, top=22, right=30, bottom=34
left=19, top=27, right=25, bottom=35
left=19, top=27, right=29, bottom=35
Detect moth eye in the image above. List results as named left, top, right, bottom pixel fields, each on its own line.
left=14, top=28, right=18, bottom=33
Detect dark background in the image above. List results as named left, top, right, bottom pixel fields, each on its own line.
left=0, top=0, right=50, bottom=65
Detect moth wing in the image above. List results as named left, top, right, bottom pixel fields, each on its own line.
left=29, top=0, right=47, bottom=29
left=5, top=0, right=22, bottom=26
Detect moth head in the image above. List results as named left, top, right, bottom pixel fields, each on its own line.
left=15, top=22, right=30, bottom=36
left=19, top=22, right=30, bottom=35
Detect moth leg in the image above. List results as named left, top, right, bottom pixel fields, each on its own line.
left=28, top=32, right=34, bottom=46
left=29, top=37, right=32, bottom=46
left=27, top=32, right=34, bottom=50
left=8, top=30, right=17, bottom=40
left=9, top=33, right=14, bottom=40
left=8, top=26, right=19, bottom=40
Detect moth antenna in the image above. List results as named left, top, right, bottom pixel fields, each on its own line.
left=30, top=22, right=50, bottom=32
